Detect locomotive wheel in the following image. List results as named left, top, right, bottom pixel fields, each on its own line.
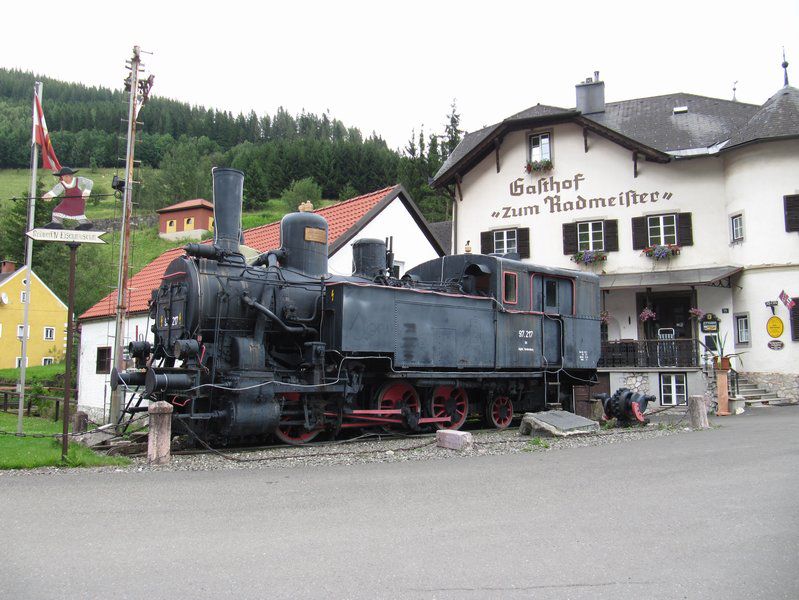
left=430, top=386, right=469, bottom=430
left=376, top=382, right=421, bottom=430
left=275, top=393, right=322, bottom=445
left=484, top=395, right=514, bottom=430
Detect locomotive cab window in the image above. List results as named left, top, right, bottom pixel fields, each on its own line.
left=545, top=280, right=558, bottom=310
left=503, top=272, right=518, bottom=304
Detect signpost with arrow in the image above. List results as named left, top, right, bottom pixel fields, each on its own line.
left=25, top=228, right=106, bottom=459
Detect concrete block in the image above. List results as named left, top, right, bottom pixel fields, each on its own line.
left=74, top=424, right=118, bottom=448
left=520, top=411, right=599, bottom=437
left=436, top=429, right=474, bottom=451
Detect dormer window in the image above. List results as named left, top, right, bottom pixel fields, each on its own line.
left=529, top=132, right=551, bottom=162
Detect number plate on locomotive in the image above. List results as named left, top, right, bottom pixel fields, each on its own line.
left=304, top=227, right=326, bottom=243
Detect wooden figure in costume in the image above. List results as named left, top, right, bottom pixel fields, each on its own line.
left=43, top=167, right=94, bottom=230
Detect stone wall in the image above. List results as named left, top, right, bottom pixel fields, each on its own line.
left=742, top=372, right=799, bottom=402
left=619, top=373, right=651, bottom=394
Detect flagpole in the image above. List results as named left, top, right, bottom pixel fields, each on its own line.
left=18, top=82, right=41, bottom=434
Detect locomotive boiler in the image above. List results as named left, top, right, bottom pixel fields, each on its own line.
left=114, top=168, right=602, bottom=444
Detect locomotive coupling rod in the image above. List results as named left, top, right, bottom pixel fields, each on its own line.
left=241, top=293, right=317, bottom=337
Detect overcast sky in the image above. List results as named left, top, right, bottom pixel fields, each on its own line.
left=3, top=0, right=797, bottom=151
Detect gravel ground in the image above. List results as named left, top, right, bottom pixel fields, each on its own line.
left=0, top=408, right=695, bottom=476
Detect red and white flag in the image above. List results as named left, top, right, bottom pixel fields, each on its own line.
left=779, top=290, right=795, bottom=310
left=33, top=89, right=61, bottom=171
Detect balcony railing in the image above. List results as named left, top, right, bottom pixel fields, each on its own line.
left=599, top=338, right=700, bottom=369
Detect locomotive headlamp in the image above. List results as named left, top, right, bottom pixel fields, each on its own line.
left=174, top=339, right=200, bottom=359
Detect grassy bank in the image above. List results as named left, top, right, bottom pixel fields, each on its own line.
left=0, top=363, right=65, bottom=386
left=0, top=412, right=129, bottom=470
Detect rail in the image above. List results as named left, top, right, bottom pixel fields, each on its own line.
left=599, top=338, right=700, bottom=368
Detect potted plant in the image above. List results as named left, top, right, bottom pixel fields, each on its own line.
left=707, top=332, right=745, bottom=370
left=639, top=307, right=656, bottom=322
left=643, top=244, right=681, bottom=260
left=571, top=250, right=607, bottom=265
left=525, top=159, right=553, bottom=173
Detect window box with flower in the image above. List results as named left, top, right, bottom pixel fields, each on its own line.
left=643, top=244, right=680, bottom=260
left=571, top=250, right=607, bottom=265
left=525, top=159, right=553, bottom=174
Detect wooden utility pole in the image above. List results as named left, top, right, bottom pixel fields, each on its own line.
left=109, top=46, right=153, bottom=427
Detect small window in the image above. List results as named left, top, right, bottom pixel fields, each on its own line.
left=96, top=346, right=112, bottom=374
left=735, top=314, right=750, bottom=345
left=503, top=272, right=518, bottom=304
left=577, top=221, right=604, bottom=251
left=17, top=324, right=29, bottom=339
left=44, top=327, right=55, bottom=341
left=16, top=357, right=28, bottom=368
left=20, top=291, right=27, bottom=303
left=184, top=217, right=195, bottom=231
left=42, top=357, right=54, bottom=366
left=730, top=214, right=744, bottom=243
left=493, top=229, right=518, bottom=255
left=660, top=373, right=687, bottom=406
left=792, top=298, right=799, bottom=341
left=647, top=214, right=677, bottom=246
left=529, top=132, right=551, bottom=162
left=544, top=280, right=558, bottom=310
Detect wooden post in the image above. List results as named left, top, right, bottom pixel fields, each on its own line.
left=715, top=367, right=731, bottom=416
left=688, top=395, right=709, bottom=429
left=147, top=401, right=173, bottom=465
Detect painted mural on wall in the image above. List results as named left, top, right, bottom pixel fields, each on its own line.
left=490, top=173, right=674, bottom=219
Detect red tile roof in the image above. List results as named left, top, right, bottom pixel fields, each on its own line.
left=156, top=199, right=213, bottom=213
left=79, top=186, right=398, bottom=321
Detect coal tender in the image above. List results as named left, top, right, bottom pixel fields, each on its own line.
left=116, top=168, right=602, bottom=445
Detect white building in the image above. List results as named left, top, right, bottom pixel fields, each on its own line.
left=77, top=185, right=444, bottom=420
left=433, top=71, right=799, bottom=407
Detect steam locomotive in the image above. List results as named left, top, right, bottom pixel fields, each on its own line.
left=113, top=168, right=602, bottom=445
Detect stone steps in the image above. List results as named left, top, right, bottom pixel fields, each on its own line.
left=735, top=378, right=792, bottom=407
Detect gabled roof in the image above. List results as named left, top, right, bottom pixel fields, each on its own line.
left=156, top=199, right=214, bottom=213
left=723, top=86, right=799, bottom=150
left=0, top=266, right=68, bottom=310
left=585, top=93, right=759, bottom=153
left=79, top=185, right=444, bottom=321
left=431, top=87, right=788, bottom=188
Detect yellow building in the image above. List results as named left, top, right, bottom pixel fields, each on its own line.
left=0, top=260, right=67, bottom=369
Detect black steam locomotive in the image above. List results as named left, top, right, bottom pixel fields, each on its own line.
left=114, top=168, right=601, bottom=444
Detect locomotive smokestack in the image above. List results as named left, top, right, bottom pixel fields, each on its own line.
left=212, top=167, right=245, bottom=253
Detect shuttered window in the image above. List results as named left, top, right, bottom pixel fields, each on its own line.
left=785, top=195, right=799, bottom=232
left=481, top=228, right=530, bottom=258
left=563, top=220, right=618, bottom=254
left=632, top=213, right=692, bottom=249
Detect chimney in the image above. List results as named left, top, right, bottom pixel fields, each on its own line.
left=1, top=260, right=16, bottom=274
left=576, top=71, right=605, bottom=115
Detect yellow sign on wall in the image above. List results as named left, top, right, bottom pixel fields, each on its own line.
left=766, top=316, right=784, bottom=338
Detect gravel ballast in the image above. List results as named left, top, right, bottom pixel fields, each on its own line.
left=0, top=416, right=695, bottom=476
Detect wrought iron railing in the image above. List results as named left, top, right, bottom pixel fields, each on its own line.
left=599, top=338, right=700, bottom=369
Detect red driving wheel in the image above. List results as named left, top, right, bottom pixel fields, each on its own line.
left=485, top=395, right=514, bottom=430
left=376, top=382, right=420, bottom=429
left=274, top=393, right=322, bottom=445
left=430, top=386, right=469, bottom=430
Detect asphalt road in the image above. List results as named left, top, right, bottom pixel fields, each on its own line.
left=2, top=407, right=797, bottom=600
